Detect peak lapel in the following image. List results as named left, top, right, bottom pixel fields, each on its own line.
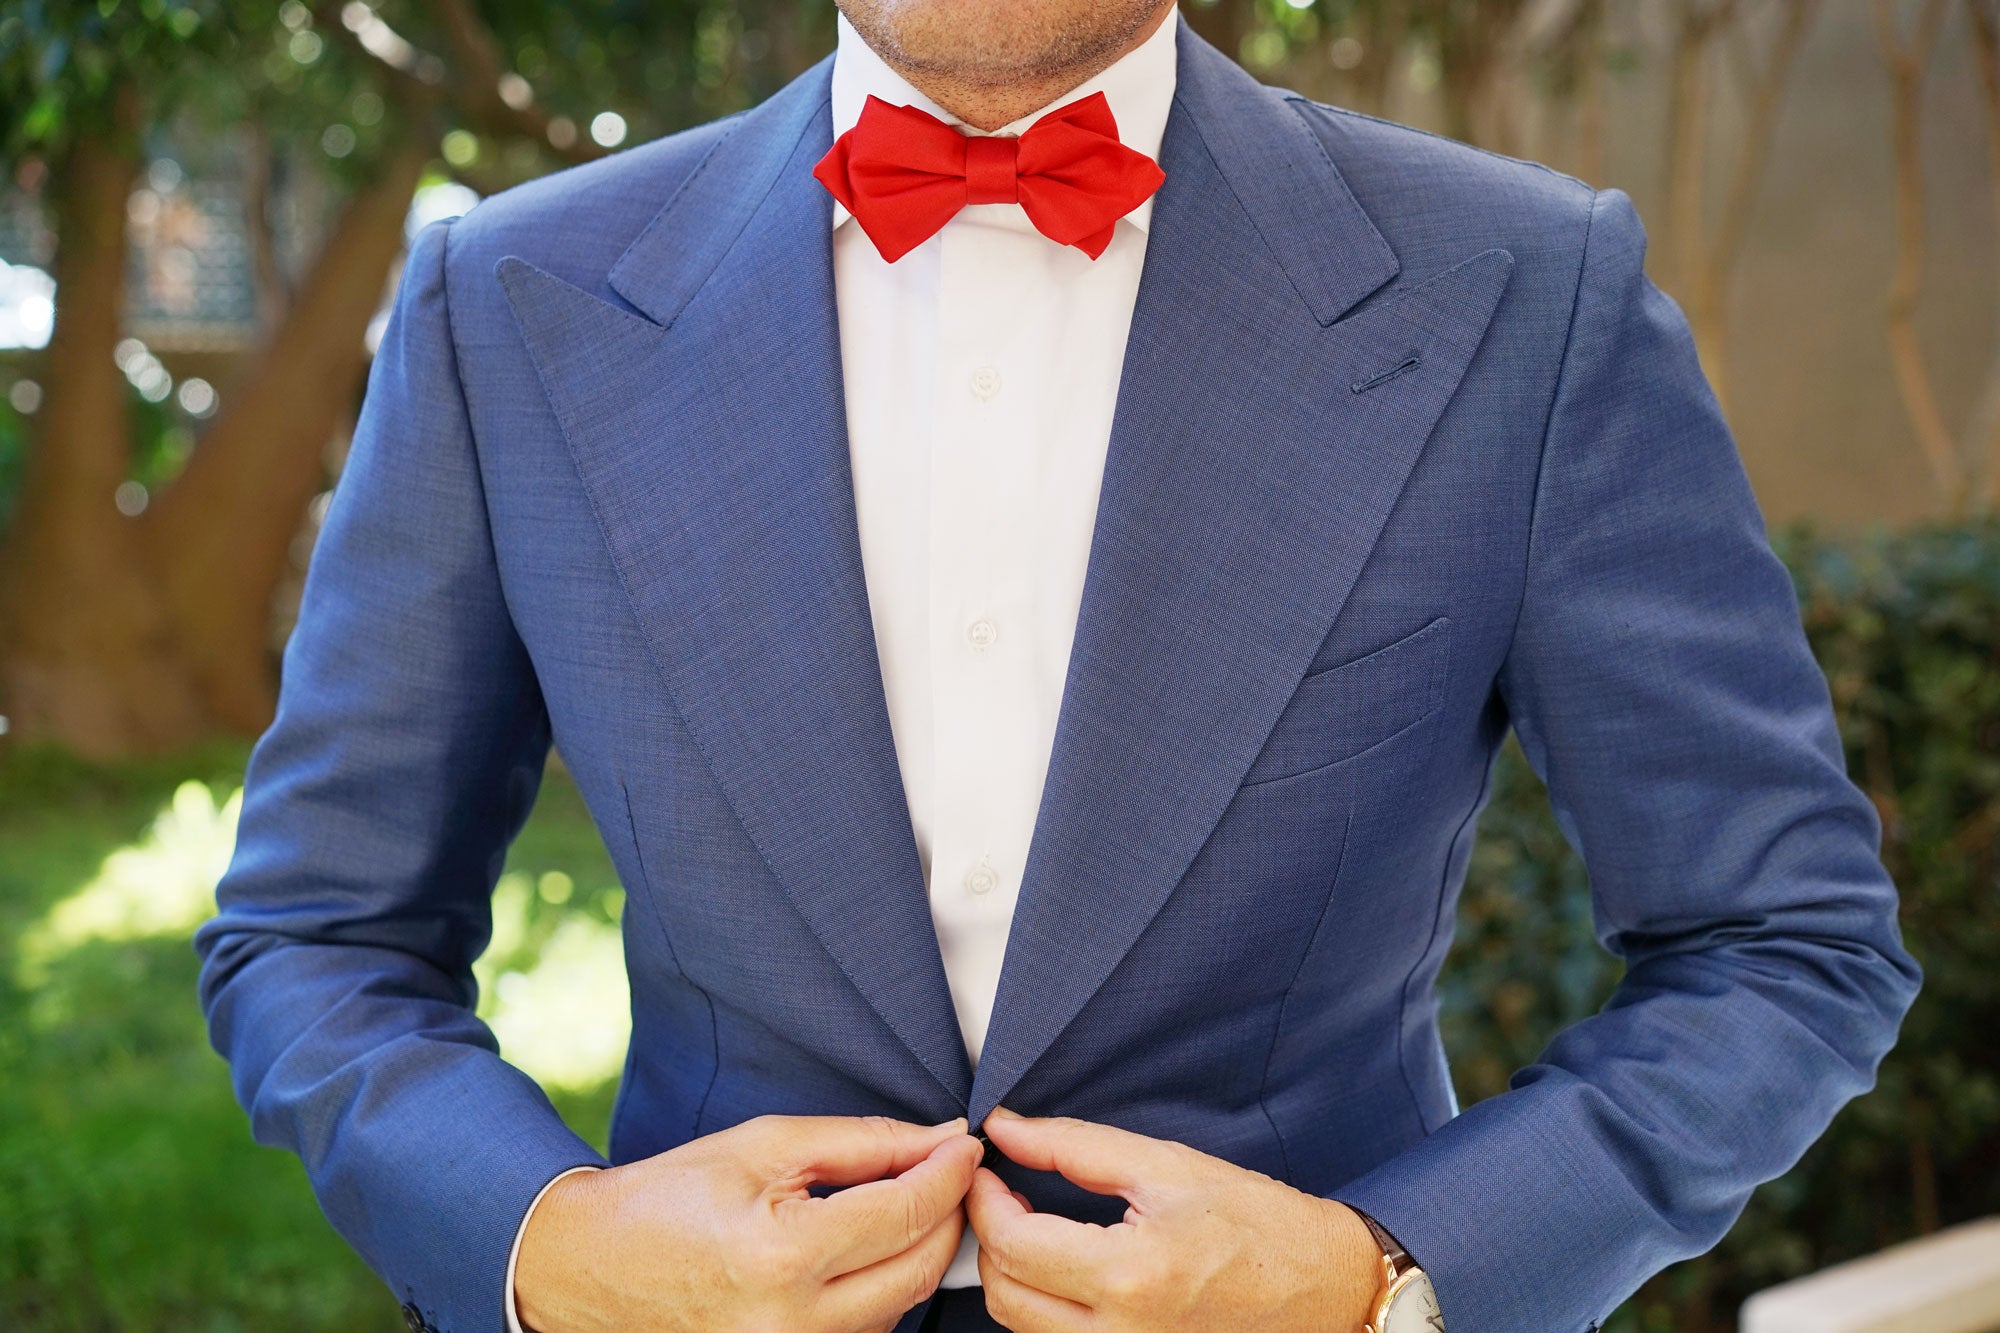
left=498, top=63, right=974, bottom=1109
left=968, top=27, right=1514, bottom=1121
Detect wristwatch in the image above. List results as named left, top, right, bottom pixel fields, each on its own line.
left=1355, top=1209, right=1444, bottom=1333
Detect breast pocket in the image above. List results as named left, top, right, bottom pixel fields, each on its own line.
left=1240, top=615, right=1452, bottom=787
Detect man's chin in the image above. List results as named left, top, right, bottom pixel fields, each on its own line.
left=835, top=0, right=1168, bottom=86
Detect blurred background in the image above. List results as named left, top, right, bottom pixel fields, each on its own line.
left=0, top=1, right=1995, bottom=1329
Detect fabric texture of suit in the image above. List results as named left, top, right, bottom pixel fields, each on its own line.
left=195, top=17, right=1920, bottom=1333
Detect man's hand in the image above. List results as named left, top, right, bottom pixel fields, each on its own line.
left=514, top=1113, right=981, bottom=1333
left=967, top=1107, right=1383, bottom=1331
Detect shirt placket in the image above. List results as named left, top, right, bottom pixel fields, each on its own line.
left=926, top=211, right=1043, bottom=1066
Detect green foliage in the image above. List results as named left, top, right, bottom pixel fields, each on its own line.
left=1, top=0, right=845, bottom=234
left=0, top=0, right=420, bottom=208
left=1441, top=519, right=2000, bottom=1329
left=0, top=1, right=271, bottom=158
left=457, top=0, right=837, bottom=145
left=0, top=744, right=621, bottom=1328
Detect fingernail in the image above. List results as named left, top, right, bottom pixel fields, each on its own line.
left=988, top=1105, right=1020, bottom=1120
left=932, top=1116, right=968, bottom=1131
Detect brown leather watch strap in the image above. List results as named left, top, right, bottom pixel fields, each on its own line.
left=1354, top=1209, right=1413, bottom=1275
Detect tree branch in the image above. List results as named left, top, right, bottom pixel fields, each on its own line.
left=1710, top=0, right=1818, bottom=280
left=314, top=0, right=449, bottom=117
left=315, top=0, right=603, bottom=164
left=422, top=0, right=606, bottom=164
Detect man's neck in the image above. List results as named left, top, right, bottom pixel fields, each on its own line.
left=862, top=2, right=1176, bottom=131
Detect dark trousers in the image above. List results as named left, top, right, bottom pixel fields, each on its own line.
left=917, top=1286, right=1005, bottom=1332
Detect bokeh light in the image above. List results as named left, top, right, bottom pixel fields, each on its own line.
left=590, top=111, right=628, bottom=147
left=0, top=260, right=55, bottom=350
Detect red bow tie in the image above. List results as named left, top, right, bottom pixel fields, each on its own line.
left=812, top=90, right=1165, bottom=264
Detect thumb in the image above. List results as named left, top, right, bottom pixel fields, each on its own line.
left=750, top=1114, right=970, bottom=1190
left=980, top=1108, right=1182, bottom=1202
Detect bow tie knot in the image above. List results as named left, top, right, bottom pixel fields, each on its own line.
left=814, top=90, right=1166, bottom=263
left=963, top=135, right=1021, bottom=205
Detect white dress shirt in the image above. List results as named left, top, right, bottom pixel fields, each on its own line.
left=834, top=5, right=1176, bottom=1290
left=505, top=9, right=1178, bottom=1323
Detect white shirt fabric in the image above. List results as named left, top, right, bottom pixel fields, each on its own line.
left=504, top=10, right=1178, bottom=1324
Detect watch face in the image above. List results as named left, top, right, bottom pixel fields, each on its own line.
left=1381, top=1270, right=1445, bottom=1333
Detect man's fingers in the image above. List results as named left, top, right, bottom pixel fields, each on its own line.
left=966, top=1166, right=1125, bottom=1305
left=798, top=1132, right=982, bottom=1275
left=748, top=1113, right=970, bottom=1189
left=979, top=1108, right=1182, bottom=1202
left=965, top=1164, right=1033, bottom=1233
left=979, top=1244, right=1097, bottom=1333
left=818, top=1199, right=966, bottom=1330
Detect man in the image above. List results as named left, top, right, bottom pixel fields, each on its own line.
left=194, top=0, right=1922, bottom=1329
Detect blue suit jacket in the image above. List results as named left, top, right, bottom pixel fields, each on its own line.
left=196, top=18, right=1920, bottom=1333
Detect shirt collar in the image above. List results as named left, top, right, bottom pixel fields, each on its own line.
left=826, top=6, right=1180, bottom=234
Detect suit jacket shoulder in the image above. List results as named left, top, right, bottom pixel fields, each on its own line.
left=1287, top=96, right=1599, bottom=295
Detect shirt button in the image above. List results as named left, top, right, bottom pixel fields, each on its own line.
left=970, top=366, right=1002, bottom=401
left=964, top=862, right=999, bottom=895
left=966, top=618, right=997, bottom=650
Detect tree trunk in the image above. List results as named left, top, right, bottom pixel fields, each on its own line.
left=1963, top=0, right=2000, bottom=512
left=1874, top=0, right=1966, bottom=512
left=142, top=144, right=427, bottom=734
left=1346, top=1, right=1410, bottom=118
left=1573, top=0, right=1608, bottom=185
left=0, top=113, right=212, bottom=757
left=0, top=137, right=425, bottom=757
left=1439, top=42, right=1494, bottom=148
left=1662, top=3, right=1716, bottom=305
left=1688, top=0, right=1820, bottom=417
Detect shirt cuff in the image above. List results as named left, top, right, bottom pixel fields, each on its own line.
left=505, top=1165, right=604, bottom=1333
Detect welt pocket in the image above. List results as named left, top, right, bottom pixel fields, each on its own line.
left=1240, top=615, right=1452, bottom=786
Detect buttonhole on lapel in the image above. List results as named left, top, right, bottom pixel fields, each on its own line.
left=1352, top=354, right=1421, bottom=394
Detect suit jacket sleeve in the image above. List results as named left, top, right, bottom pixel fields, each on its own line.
left=1328, top=187, right=1922, bottom=1332
left=193, top=216, right=610, bottom=1333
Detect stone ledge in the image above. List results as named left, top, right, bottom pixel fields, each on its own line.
left=1741, top=1217, right=2000, bottom=1333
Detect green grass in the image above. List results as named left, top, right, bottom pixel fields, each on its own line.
left=0, top=744, right=624, bottom=1331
